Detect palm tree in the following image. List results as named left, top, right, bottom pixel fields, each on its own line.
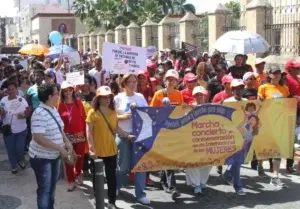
left=73, top=0, right=95, bottom=21
left=171, top=0, right=196, bottom=14
left=134, top=0, right=164, bottom=24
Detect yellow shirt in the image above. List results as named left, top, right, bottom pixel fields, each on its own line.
left=82, top=101, right=92, bottom=115
left=198, top=79, right=207, bottom=88
left=86, top=109, right=117, bottom=157
left=258, top=83, right=289, bottom=99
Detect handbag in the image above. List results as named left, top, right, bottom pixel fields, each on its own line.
left=2, top=116, right=13, bottom=136
left=42, top=108, right=77, bottom=166
left=65, top=132, right=85, bottom=144
left=98, top=108, right=116, bottom=138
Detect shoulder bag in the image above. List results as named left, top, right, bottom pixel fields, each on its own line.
left=98, top=108, right=116, bottom=138
left=2, top=115, right=13, bottom=136
left=42, top=107, right=77, bottom=166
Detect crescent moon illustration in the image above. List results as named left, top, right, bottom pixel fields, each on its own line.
left=135, top=109, right=153, bottom=143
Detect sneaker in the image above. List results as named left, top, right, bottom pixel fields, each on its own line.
left=200, top=183, right=207, bottom=189
left=270, top=177, right=287, bottom=188
left=137, top=196, right=150, bottom=205
left=286, top=167, right=296, bottom=174
left=171, top=189, right=181, bottom=200
left=236, top=189, right=246, bottom=196
left=11, top=168, right=18, bottom=174
left=258, top=166, right=266, bottom=176
left=217, top=166, right=223, bottom=175
left=18, top=161, right=26, bottom=170
left=194, top=185, right=202, bottom=194
left=161, top=183, right=171, bottom=193
left=146, top=177, right=154, bottom=186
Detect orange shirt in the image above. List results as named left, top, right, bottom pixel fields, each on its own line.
left=150, top=89, right=183, bottom=107
left=258, top=83, right=289, bottom=100
left=255, top=72, right=268, bottom=89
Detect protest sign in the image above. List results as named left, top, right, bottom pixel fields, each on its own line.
left=66, top=71, right=84, bottom=85
left=131, top=99, right=296, bottom=172
left=102, top=42, right=147, bottom=74
left=146, top=46, right=157, bottom=59
left=5, top=98, right=27, bottom=115
left=182, top=42, right=202, bottom=57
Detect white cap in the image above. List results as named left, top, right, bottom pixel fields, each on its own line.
left=243, top=72, right=255, bottom=81
left=165, top=69, right=179, bottom=80
left=231, top=79, right=245, bottom=87
left=61, top=81, right=74, bottom=90
left=192, top=86, right=208, bottom=96
left=96, top=86, right=113, bottom=96
left=255, top=58, right=266, bottom=66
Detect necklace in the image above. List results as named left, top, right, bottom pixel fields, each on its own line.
left=64, top=103, right=74, bottom=124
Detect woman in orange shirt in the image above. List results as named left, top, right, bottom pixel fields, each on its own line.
left=150, top=69, right=183, bottom=200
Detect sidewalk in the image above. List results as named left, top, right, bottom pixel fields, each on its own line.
left=0, top=137, right=94, bottom=209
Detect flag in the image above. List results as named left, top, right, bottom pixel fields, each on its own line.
left=181, top=42, right=202, bottom=57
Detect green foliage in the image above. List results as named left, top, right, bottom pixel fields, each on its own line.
left=225, top=1, right=241, bottom=19
left=73, top=0, right=196, bottom=31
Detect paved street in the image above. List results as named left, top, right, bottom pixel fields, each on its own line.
left=1, top=136, right=300, bottom=209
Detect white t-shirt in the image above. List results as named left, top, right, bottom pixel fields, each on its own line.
left=88, top=68, right=109, bottom=87
left=114, top=92, right=148, bottom=133
left=1, top=96, right=28, bottom=133
left=295, top=126, right=300, bottom=142
left=29, top=103, right=65, bottom=159
left=224, top=96, right=248, bottom=102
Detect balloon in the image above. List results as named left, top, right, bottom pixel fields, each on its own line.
left=49, top=31, right=62, bottom=45
left=162, top=97, right=170, bottom=106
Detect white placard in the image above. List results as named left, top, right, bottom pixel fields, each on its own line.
left=146, top=46, right=157, bottom=59
left=66, top=71, right=84, bottom=85
left=102, top=42, right=147, bottom=74
left=5, top=98, right=26, bottom=115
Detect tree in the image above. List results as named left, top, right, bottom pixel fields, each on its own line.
left=225, top=1, right=241, bottom=19
left=170, top=0, right=196, bottom=14
left=134, top=0, right=164, bottom=25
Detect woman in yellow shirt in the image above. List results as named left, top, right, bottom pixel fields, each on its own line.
left=86, top=86, right=133, bottom=209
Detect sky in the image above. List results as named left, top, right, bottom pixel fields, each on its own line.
left=0, top=0, right=237, bottom=17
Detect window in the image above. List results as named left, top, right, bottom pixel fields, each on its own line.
left=274, top=29, right=281, bottom=54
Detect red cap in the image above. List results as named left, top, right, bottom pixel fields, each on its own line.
left=183, top=73, right=197, bottom=82
left=285, top=59, right=300, bottom=70
left=138, top=70, right=149, bottom=78
left=147, top=63, right=157, bottom=71
left=221, top=75, right=233, bottom=85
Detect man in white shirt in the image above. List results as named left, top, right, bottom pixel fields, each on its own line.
left=88, top=56, right=108, bottom=87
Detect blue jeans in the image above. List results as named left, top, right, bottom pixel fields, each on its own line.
left=224, top=164, right=243, bottom=191
left=116, top=135, right=146, bottom=199
left=30, top=157, right=61, bottom=209
left=3, top=130, right=27, bottom=169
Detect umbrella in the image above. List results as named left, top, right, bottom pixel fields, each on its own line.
left=46, top=45, right=80, bottom=65
left=214, top=30, right=270, bottom=54
left=19, top=44, right=49, bottom=56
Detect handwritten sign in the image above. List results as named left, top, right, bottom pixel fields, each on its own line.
left=102, top=42, right=147, bottom=74
left=66, top=71, right=84, bottom=86
left=5, top=98, right=27, bottom=115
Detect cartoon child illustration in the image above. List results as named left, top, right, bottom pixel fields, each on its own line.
left=225, top=107, right=260, bottom=165
left=242, top=102, right=261, bottom=120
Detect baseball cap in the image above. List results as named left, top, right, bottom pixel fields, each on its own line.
left=96, top=86, right=113, bottom=96
left=231, top=79, right=245, bottom=88
left=147, top=63, right=157, bottom=71
left=165, top=69, right=179, bottom=80
left=221, top=75, right=233, bottom=85
left=138, top=70, right=149, bottom=78
left=192, top=86, right=208, bottom=96
left=61, top=81, right=74, bottom=90
left=45, top=68, right=55, bottom=77
left=285, top=59, right=300, bottom=69
left=243, top=72, right=255, bottom=81
left=255, top=58, right=266, bottom=66
left=184, top=73, right=197, bottom=82
left=267, top=65, right=281, bottom=74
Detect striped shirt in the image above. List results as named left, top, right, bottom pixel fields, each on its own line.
left=29, top=103, right=65, bottom=159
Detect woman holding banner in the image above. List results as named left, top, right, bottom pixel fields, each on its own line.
left=114, top=74, right=151, bottom=205
left=186, top=86, right=212, bottom=194
left=150, top=69, right=183, bottom=200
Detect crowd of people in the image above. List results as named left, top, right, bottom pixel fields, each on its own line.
left=0, top=48, right=299, bottom=209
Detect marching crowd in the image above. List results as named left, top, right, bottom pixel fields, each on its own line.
left=0, top=49, right=300, bottom=209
